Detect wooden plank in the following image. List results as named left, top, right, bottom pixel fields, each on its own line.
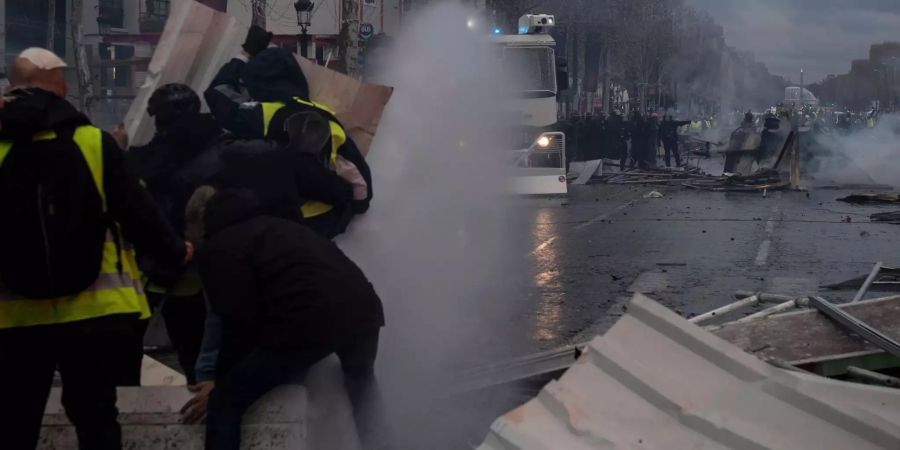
left=713, top=295, right=900, bottom=365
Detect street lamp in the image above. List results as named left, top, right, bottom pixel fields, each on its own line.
left=294, top=0, right=314, bottom=59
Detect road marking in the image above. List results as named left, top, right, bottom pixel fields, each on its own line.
left=755, top=206, right=780, bottom=267
left=755, top=240, right=771, bottom=266
left=628, top=271, right=669, bottom=293
left=530, top=236, right=558, bottom=256
left=574, top=201, right=635, bottom=230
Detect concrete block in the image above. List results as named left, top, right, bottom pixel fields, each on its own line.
left=39, top=386, right=308, bottom=449
left=141, top=355, right=187, bottom=386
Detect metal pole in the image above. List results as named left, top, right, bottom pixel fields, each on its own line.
left=733, top=290, right=797, bottom=304
left=70, top=0, right=93, bottom=114
left=852, top=261, right=883, bottom=303
left=47, top=0, right=56, bottom=51
left=299, top=30, right=309, bottom=58
left=0, top=0, right=6, bottom=75
left=847, top=366, right=900, bottom=388
left=690, top=295, right=760, bottom=324
left=733, top=298, right=806, bottom=324
left=808, top=296, right=900, bottom=360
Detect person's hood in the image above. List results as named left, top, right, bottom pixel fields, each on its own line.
left=203, top=183, right=303, bottom=237
left=0, top=88, right=90, bottom=137
left=153, top=113, right=224, bottom=163
left=242, top=47, right=310, bottom=103
left=126, top=113, right=224, bottom=182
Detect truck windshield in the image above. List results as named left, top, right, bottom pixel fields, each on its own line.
left=502, top=47, right=556, bottom=95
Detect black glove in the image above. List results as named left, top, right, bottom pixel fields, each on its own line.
left=243, top=25, right=273, bottom=57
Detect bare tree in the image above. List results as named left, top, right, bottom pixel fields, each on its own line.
left=488, top=0, right=541, bottom=30
left=528, top=0, right=785, bottom=116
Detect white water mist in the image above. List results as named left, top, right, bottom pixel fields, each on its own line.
left=337, top=3, right=530, bottom=447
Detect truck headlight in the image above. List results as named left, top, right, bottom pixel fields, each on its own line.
left=537, top=136, right=551, bottom=148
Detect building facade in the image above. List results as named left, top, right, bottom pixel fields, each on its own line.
left=0, top=0, right=409, bottom=126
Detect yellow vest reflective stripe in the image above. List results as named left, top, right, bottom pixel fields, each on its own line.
left=0, top=126, right=149, bottom=329
left=0, top=141, right=11, bottom=167
left=73, top=125, right=107, bottom=211
left=261, top=102, right=286, bottom=136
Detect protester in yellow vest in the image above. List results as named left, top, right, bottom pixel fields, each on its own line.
left=205, top=26, right=372, bottom=238
left=0, top=48, right=191, bottom=450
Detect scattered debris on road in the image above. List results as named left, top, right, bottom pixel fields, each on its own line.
left=871, top=210, right=900, bottom=223
left=838, top=192, right=900, bottom=204
left=477, top=295, right=900, bottom=450
left=683, top=168, right=789, bottom=192
left=643, top=190, right=664, bottom=198
left=823, top=264, right=900, bottom=291
left=594, top=166, right=707, bottom=185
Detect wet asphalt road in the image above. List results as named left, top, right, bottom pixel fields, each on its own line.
left=404, top=178, right=900, bottom=450
left=510, top=180, right=900, bottom=355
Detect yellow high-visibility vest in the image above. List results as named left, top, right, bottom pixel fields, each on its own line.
left=0, top=126, right=149, bottom=329
left=260, top=98, right=349, bottom=219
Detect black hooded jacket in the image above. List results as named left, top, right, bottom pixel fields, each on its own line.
left=126, top=112, right=350, bottom=284
left=126, top=113, right=225, bottom=236
left=197, top=189, right=384, bottom=357
left=0, top=88, right=185, bottom=273
left=204, top=52, right=372, bottom=215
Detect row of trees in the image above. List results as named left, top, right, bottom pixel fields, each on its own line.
left=488, top=0, right=787, bottom=116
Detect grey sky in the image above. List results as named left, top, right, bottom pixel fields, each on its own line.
left=687, top=0, right=900, bottom=83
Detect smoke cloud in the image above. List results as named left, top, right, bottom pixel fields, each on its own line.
left=337, top=3, right=530, bottom=447
left=809, top=114, right=900, bottom=186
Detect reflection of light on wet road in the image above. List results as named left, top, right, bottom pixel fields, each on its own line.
left=531, top=209, right=564, bottom=342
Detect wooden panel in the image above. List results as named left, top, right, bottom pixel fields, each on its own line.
left=714, top=296, right=900, bottom=364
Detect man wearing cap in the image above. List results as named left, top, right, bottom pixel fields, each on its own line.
left=0, top=48, right=191, bottom=450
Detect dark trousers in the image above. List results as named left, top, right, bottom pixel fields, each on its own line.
left=663, top=139, right=681, bottom=167
left=206, top=329, right=389, bottom=450
left=140, top=292, right=207, bottom=385
left=0, top=314, right=139, bottom=450
left=157, top=292, right=206, bottom=385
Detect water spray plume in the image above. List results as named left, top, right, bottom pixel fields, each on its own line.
left=338, top=3, right=531, bottom=448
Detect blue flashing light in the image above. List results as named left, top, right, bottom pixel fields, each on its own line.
left=493, top=27, right=502, bottom=35
left=518, top=26, right=529, bottom=34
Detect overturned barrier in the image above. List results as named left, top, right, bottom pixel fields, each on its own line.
left=478, top=294, right=900, bottom=450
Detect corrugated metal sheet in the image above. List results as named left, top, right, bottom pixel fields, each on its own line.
left=478, top=294, right=900, bottom=450
left=123, top=0, right=245, bottom=146
left=123, top=0, right=393, bottom=155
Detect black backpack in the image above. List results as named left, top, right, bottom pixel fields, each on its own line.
left=0, top=127, right=114, bottom=299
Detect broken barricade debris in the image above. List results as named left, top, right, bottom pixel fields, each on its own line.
left=683, top=168, right=789, bottom=192
left=871, top=211, right=900, bottom=223
left=838, top=192, right=900, bottom=204
left=477, top=295, right=900, bottom=450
